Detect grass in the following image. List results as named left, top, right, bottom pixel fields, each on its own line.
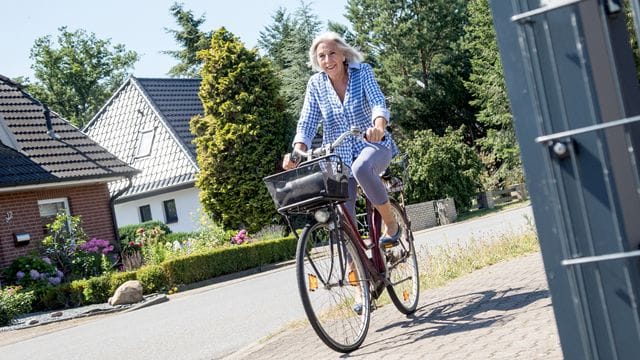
left=418, top=229, right=539, bottom=291
left=455, top=199, right=531, bottom=223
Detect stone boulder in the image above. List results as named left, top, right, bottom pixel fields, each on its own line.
left=109, top=280, right=143, bottom=306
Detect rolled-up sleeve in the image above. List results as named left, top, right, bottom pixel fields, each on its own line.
left=293, top=77, right=321, bottom=149
left=361, top=63, right=390, bottom=125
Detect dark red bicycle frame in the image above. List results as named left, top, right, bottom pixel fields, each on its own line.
left=338, top=198, right=388, bottom=292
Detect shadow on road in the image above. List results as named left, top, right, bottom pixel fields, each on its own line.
left=339, top=287, right=550, bottom=358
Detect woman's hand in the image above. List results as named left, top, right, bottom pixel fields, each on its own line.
left=366, top=116, right=387, bottom=142
left=282, top=143, right=307, bottom=170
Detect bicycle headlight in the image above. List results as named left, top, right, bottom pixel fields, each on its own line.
left=314, top=209, right=331, bottom=223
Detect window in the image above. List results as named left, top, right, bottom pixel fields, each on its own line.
left=139, top=205, right=152, bottom=222
left=38, top=198, right=70, bottom=234
left=135, top=128, right=155, bottom=158
left=163, top=199, right=178, bottom=224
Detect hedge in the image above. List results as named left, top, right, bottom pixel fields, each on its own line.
left=24, top=235, right=296, bottom=312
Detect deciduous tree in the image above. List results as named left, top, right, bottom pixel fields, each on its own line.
left=27, top=27, right=138, bottom=128
left=400, top=127, right=483, bottom=211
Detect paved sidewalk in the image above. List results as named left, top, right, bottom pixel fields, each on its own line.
left=227, top=253, right=562, bottom=359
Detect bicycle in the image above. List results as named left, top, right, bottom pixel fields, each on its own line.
left=264, top=126, right=420, bottom=352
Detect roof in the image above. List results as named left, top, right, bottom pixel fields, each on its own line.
left=84, top=77, right=203, bottom=199
left=0, top=75, right=139, bottom=188
left=134, top=78, right=202, bottom=158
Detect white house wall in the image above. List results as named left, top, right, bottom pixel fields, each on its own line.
left=115, top=187, right=202, bottom=233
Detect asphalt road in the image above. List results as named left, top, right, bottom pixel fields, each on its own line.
left=0, top=205, right=534, bottom=360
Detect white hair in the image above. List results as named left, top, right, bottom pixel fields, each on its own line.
left=308, top=32, right=364, bottom=72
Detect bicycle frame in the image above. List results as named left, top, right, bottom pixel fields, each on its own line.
left=338, top=198, right=389, bottom=298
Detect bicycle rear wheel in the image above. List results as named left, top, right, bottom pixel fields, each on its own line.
left=384, top=199, right=420, bottom=314
left=296, top=217, right=370, bottom=353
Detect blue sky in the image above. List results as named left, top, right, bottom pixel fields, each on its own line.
left=2, top=0, right=349, bottom=80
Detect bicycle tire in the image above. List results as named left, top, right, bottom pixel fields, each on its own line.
left=384, top=199, right=420, bottom=314
left=296, top=217, right=371, bottom=353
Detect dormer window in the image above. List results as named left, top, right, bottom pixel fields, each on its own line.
left=136, top=128, right=155, bottom=158
left=0, top=114, right=21, bottom=152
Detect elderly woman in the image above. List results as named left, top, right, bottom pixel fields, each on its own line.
left=282, top=31, right=401, bottom=247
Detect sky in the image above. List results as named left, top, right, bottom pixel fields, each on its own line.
left=2, top=0, right=349, bottom=80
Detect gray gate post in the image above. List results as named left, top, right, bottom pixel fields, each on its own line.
left=490, top=0, right=640, bottom=358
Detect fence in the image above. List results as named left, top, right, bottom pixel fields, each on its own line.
left=476, top=183, right=528, bottom=209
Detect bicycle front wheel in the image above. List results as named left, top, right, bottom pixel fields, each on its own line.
left=385, top=199, right=420, bottom=314
left=296, top=218, right=370, bottom=353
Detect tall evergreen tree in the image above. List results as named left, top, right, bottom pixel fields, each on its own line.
left=346, top=0, right=477, bottom=138
left=259, top=1, right=321, bottom=118
left=192, top=28, right=292, bottom=231
left=463, top=0, right=522, bottom=187
left=163, top=2, right=212, bottom=78
left=26, top=27, right=138, bottom=128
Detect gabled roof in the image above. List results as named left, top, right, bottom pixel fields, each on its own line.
left=0, top=75, right=139, bottom=189
left=134, top=78, right=202, bottom=159
left=84, top=77, right=203, bottom=199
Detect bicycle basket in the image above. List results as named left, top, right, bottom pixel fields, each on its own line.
left=264, top=156, right=350, bottom=213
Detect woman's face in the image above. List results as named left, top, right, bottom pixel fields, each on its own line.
left=316, top=40, right=346, bottom=79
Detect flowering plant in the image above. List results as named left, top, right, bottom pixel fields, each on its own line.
left=79, top=238, right=114, bottom=254
left=3, top=255, right=63, bottom=288
left=231, top=229, right=251, bottom=245
left=72, top=238, right=116, bottom=278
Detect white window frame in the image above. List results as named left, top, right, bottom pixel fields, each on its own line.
left=135, top=128, right=156, bottom=158
left=38, top=197, right=71, bottom=231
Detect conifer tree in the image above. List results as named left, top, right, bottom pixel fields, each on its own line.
left=192, top=28, right=293, bottom=231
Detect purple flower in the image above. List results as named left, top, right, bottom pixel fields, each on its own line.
left=56, top=270, right=64, bottom=278
left=42, top=257, right=52, bottom=264
left=16, top=271, right=25, bottom=279
left=48, top=277, right=61, bottom=286
left=80, top=238, right=113, bottom=254
left=29, top=269, right=40, bottom=280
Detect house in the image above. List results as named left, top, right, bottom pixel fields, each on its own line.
left=84, top=77, right=203, bottom=233
left=0, top=75, right=139, bottom=268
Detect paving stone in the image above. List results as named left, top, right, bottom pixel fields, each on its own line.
left=227, top=253, right=562, bottom=360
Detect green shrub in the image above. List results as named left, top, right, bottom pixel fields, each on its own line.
left=118, top=221, right=172, bottom=244
left=0, top=286, right=34, bottom=326
left=41, top=212, right=88, bottom=274
left=137, top=265, right=169, bottom=293
left=82, top=275, right=111, bottom=304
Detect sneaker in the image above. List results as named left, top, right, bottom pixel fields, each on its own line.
left=379, top=225, right=402, bottom=249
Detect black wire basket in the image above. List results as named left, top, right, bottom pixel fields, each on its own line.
left=264, top=155, right=350, bottom=214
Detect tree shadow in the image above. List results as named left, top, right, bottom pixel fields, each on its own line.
left=340, top=287, right=550, bottom=358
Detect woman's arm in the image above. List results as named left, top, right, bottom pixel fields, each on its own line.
left=361, top=64, right=390, bottom=141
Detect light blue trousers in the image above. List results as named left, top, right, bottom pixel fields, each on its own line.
left=344, top=143, right=392, bottom=220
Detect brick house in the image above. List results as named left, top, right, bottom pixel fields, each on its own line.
left=0, top=75, right=138, bottom=268
left=84, top=77, right=203, bottom=232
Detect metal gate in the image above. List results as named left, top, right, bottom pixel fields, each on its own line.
left=489, top=0, right=640, bottom=358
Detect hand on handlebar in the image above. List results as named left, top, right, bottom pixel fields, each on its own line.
left=365, top=126, right=386, bottom=142
left=282, top=143, right=307, bottom=170
left=282, top=153, right=298, bottom=170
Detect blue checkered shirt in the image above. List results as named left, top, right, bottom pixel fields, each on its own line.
left=293, top=62, right=398, bottom=168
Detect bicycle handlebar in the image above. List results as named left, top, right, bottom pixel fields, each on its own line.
left=292, top=126, right=363, bottom=163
